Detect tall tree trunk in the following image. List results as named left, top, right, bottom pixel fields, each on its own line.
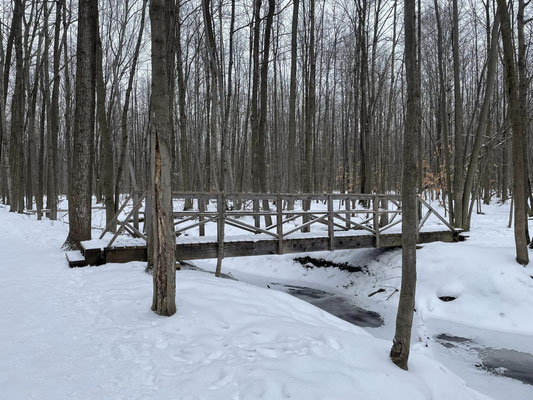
left=150, top=0, right=177, bottom=317
left=434, top=0, right=453, bottom=224
left=10, top=0, right=25, bottom=213
left=391, top=0, right=419, bottom=371
left=461, top=13, right=500, bottom=230
left=357, top=0, right=370, bottom=196
left=517, top=0, right=530, bottom=244
left=452, top=0, right=465, bottom=227
left=48, top=0, right=63, bottom=220
left=64, top=0, right=98, bottom=249
left=62, top=0, right=73, bottom=201
left=304, top=0, right=316, bottom=194
left=496, top=0, right=529, bottom=265
left=250, top=0, right=261, bottom=195
left=287, top=0, right=299, bottom=206
left=0, top=20, right=14, bottom=206
left=115, top=0, right=147, bottom=206
left=176, top=1, right=192, bottom=208
left=258, top=0, right=275, bottom=227
left=95, top=28, right=115, bottom=231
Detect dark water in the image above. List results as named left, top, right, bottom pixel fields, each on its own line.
left=436, top=333, right=533, bottom=386
left=281, top=284, right=384, bottom=328
left=478, top=348, right=533, bottom=386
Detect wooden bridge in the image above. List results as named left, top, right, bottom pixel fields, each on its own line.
left=66, top=192, right=464, bottom=267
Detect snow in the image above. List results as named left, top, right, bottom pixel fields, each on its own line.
left=191, top=201, right=533, bottom=399
left=0, top=204, right=490, bottom=400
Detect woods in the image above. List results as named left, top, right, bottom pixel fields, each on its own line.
left=0, top=1, right=531, bottom=231
left=1, top=0, right=533, bottom=369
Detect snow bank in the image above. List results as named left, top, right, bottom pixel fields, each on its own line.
left=0, top=206, right=487, bottom=400
left=197, top=202, right=533, bottom=337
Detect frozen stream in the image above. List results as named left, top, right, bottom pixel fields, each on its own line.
left=277, top=282, right=533, bottom=400
left=184, top=261, right=533, bottom=400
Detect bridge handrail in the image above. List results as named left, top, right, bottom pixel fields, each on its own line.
left=101, top=192, right=456, bottom=259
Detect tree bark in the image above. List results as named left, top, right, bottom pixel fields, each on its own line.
left=10, top=0, right=25, bottom=213
left=47, top=0, right=63, bottom=220
left=64, top=0, right=98, bottom=249
left=115, top=0, right=147, bottom=207
left=287, top=0, right=299, bottom=208
left=452, top=0, right=465, bottom=228
left=434, top=0, right=453, bottom=225
left=95, top=28, right=115, bottom=231
left=391, top=0, right=419, bottom=370
left=461, top=13, right=500, bottom=230
left=176, top=1, right=192, bottom=208
left=150, top=0, right=177, bottom=317
left=496, top=0, right=529, bottom=265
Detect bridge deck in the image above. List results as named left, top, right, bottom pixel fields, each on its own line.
left=73, top=228, right=462, bottom=267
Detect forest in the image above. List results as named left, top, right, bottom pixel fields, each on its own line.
left=1, top=0, right=533, bottom=398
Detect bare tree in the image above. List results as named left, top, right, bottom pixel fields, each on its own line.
left=64, top=0, right=98, bottom=249
left=10, top=0, right=25, bottom=213
left=150, top=0, right=177, bottom=317
left=496, top=0, right=529, bottom=265
left=390, top=0, right=419, bottom=370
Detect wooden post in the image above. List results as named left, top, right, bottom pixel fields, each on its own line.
left=380, top=196, right=389, bottom=226
left=133, top=191, right=139, bottom=230
left=215, top=193, right=225, bottom=277
left=374, top=194, right=380, bottom=248
left=277, top=194, right=283, bottom=254
left=328, top=194, right=334, bottom=251
left=253, top=199, right=260, bottom=230
left=199, top=198, right=205, bottom=236
left=345, top=197, right=351, bottom=229
left=302, top=198, right=310, bottom=233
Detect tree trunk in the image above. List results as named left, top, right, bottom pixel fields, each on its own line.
left=391, top=0, right=419, bottom=370
left=48, top=0, right=63, bottom=220
left=64, top=0, right=98, bottom=249
left=115, top=0, right=147, bottom=207
left=452, top=0, right=465, bottom=228
left=176, top=1, right=192, bottom=208
left=0, top=23, right=14, bottom=207
left=461, top=13, right=500, bottom=230
left=496, top=0, right=529, bottom=265
left=287, top=0, right=299, bottom=208
left=434, top=0, right=453, bottom=225
left=95, top=28, right=115, bottom=231
left=150, top=0, right=177, bottom=317
left=258, top=0, right=276, bottom=226
left=10, top=0, right=25, bottom=213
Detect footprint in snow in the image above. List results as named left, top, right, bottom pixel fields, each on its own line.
left=256, top=347, right=278, bottom=358
left=326, top=336, right=341, bottom=350
left=208, top=373, right=235, bottom=390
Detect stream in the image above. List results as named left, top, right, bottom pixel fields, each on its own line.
left=181, top=261, right=533, bottom=398
left=274, top=280, right=533, bottom=389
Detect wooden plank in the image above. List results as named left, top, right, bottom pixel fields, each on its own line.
left=66, top=251, right=87, bottom=268
left=97, top=229, right=461, bottom=264
left=82, top=248, right=104, bottom=266
left=327, top=195, right=334, bottom=251
left=105, top=247, right=147, bottom=264
left=99, top=193, right=133, bottom=239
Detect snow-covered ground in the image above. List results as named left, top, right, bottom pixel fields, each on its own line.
left=0, top=199, right=531, bottom=399
left=193, top=201, right=533, bottom=400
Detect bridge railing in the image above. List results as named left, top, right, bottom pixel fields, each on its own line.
left=170, top=192, right=454, bottom=251
left=97, top=192, right=456, bottom=253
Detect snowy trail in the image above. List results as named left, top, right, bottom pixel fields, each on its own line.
left=0, top=207, right=490, bottom=400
